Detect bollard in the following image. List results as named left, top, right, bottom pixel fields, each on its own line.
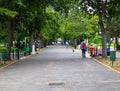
left=110, top=51, right=116, bottom=66
left=2, top=52, right=7, bottom=63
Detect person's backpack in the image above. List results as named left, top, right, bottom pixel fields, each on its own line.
left=82, top=42, right=86, bottom=49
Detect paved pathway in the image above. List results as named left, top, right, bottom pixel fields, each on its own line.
left=0, top=45, right=120, bottom=91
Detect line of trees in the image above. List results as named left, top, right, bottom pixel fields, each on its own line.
left=0, top=0, right=59, bottom=60
left=80, top=0, right=120, bottom=57
left=0, top=0, right=120, bottom=60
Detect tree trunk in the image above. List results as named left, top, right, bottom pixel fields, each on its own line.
left=7, top=18, right=15, bottom=60
left=98, top=14, right=107, bottom=58
left=36, top=31, right=43, bottom=48
left=29, top=30, right=34, bottom=52
left=115, top=37, right=118, bottom=51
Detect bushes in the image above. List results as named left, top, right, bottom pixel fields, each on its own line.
left=0, top=47, right=18, bottom=52
left=0, top=47, right=6, bottom=52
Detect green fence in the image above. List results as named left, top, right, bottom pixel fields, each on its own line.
left=0, top=50, right=25, bottom=61
left=2, top=52, right=7, bottom=61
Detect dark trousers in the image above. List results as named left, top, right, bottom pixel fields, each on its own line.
left=82, top=49, right=86, bottom=58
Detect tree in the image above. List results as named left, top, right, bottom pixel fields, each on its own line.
left=0, top=7, right=18, bottom=41
left=59, top=6, right=99, bottom=46
left=80, top=0, right=120, bottom=58
left=0, top=6, right=18, bottom=60
left=0, top=7, right=18, bottom=18
left=21, top=0, right=54, bottom=50
left=41, top=7, right=62, bottom=45
left=51, top=0, right=76, bottom=16
left=0, top=0, right=57, bottom=59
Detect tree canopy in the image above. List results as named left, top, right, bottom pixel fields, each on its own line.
left=0, top=0, right=120, bottom=60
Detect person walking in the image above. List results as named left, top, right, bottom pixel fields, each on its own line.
left=65, top=41, right=69, bottom=49
left=80, top=40, right=87, bottom=58
left=35, top=41, right=40, bottom=54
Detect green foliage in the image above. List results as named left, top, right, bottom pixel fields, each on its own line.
left=0, top=8, right=18, bottom=18
left=0, top=21, right=8, bottom=41
left=41, top=7, right=62, bottom=41
left=0, top=47, right=18, bottom=52
left=0, top=0, right=119, bottom=50
left=93, top=35, right=102, bottom=46
left=0, top=47, right=6, bottom=52
left=108, top=17, right=120, bottom=37
left=80, top=0, right=120, bottom=38
left=51, top=0, right=76, bottom=16
left=60, top=7, right=99, bottom=42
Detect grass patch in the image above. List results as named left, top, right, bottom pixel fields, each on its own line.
left=95, top=57, right=120, bottom=72
left=0, top=62, right=4, bottom=67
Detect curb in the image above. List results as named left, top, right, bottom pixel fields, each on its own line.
left=73, top=48, right=120, bottom=74
left=0, top=55, right=31, bottom=71
left=0, top=60, right=18, bottom=70
left=0, top=48, right=43, bottom=71
left=93, top=58, right=120, bottom=74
